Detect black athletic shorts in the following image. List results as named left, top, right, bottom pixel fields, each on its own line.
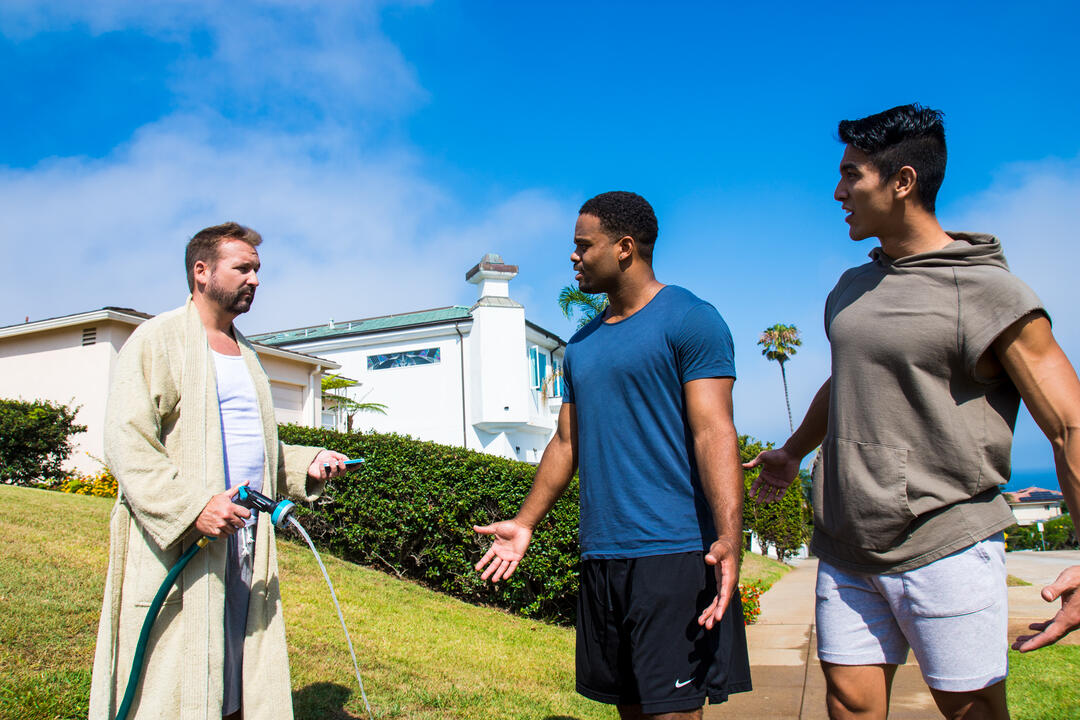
left=576, top=551, right=752, bottom=714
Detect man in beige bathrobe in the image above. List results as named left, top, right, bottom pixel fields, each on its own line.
left=89, top=222, right=350, bottom=720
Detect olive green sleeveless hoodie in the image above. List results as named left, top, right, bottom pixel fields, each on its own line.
left=812, top=232, right=1045, bottom=573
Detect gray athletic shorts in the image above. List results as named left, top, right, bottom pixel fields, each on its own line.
left=815, top=533, right=1007, bottom=692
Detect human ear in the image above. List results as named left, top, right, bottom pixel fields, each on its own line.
left=894, top=166, right=918, bottom=201
left=192, top=259, right=212, bottom=289
left=617, top=235, right=634, bottom=261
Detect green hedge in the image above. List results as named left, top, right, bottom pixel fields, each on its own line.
left=1006, top=515, right=1077, bottom=551
left=0, top=398, right=86, bottom=485
left=278, top=426, right=582, bottom=623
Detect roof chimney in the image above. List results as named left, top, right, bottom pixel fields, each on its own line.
left=465, top=253, right=518, bottom=299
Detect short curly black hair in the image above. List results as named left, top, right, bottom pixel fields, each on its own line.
left=579, top=191, right=659, bottom=262
left=838, top=104, right=947, bottom=212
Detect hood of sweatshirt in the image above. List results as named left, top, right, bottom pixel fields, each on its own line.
left=869, top=231, right=1011, bottom=270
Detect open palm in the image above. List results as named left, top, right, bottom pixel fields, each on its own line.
left=473, top=519, right=533, bottom=583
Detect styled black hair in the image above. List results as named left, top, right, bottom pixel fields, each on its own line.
left=838, top=104, right=947, bottom=212
left=578, top=191, right=659, bottom=262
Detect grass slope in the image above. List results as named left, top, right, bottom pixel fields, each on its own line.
left=0, top=486, right=607, bottom=719
left=11, top=486, right=1070, bottom=718
left=0, top=486, right=784, bottom=720
left=740, top=550, right=791, bottom=589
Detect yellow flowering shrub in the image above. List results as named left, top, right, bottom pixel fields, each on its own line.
left=56, top=468, right=118, bottom=498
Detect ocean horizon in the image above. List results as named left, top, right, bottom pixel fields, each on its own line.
left=1005, top=469, right=1061, bottom=493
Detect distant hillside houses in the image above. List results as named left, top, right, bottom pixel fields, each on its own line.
left=1005, top=486, right=1065, bottom=526
left=252, top=254, right=566, bottom=464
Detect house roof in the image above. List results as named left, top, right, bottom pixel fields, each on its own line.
left=0, top=306, right=339, bottom=369
left=1005, top=486, right=1064, bottom=504
left=252, top=304, right=568, bottom=351
left=0, top=306, right=151, bottom=338
left=250, top=306, right=475, bottom=346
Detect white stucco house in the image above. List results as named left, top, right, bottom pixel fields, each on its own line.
left=1006, top=487, right=1065, bottom=526
left=250, top=254, right=567, bottom=463
left=0, top=307, right=339, bottom=475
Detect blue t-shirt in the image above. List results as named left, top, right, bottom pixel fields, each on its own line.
left=562, top=285, right=736, bottom=559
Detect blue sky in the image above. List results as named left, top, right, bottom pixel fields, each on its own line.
left=2, top=1, right=1078, bottom=485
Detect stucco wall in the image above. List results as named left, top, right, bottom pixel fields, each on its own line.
left=0, top=321, right=133, bottom=474
left=1011, top=504, right=1064, bottom=526
left=0, top=317, right=330, bottom=476
left=282, top=316, right=567, bottom=463
left=312, top=331, right=470, bottom=448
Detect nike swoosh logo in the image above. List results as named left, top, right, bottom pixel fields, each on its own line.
left=674, top=678, right=694, bottom=688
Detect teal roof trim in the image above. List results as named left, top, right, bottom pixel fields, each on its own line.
left=251, top=306, right=472, bottom=346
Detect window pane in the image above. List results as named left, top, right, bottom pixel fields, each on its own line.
left=367, top=347, right=441, bottom=370
left=528, top=346, right=539, bottom=387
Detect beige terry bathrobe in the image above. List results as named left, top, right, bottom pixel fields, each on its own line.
left=89, top=300, right=325, bottom=720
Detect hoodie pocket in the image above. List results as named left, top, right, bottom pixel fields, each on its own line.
left=816, top=438, right=914, bottom=551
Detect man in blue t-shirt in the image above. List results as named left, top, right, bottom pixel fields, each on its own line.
left=474, top=191, right=751, bottom=719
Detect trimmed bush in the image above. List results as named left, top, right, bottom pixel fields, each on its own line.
left=0, top=398, right=86, bottom=485
left=278, top=425, right=581, bottom=623
left=281, top=425, right=778, bottom=626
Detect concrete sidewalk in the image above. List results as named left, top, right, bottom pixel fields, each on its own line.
left=704, top=551, right=1080, bottom=720
left=1002, top=549, right=1080, bottom=645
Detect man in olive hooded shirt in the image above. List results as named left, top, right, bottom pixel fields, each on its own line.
left=746, top=105, right=1080, bottom=720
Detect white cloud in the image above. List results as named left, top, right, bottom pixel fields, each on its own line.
left=945, top=154, right=1080, bottom=357
left=945, top=155, right=1080, bottom=469
left=0, top=114, right=570, bottom=333
left=0, top=3, right=572, bottom=334
left=0, top=0, right=426, bottom=122
left=734, top=156, right=1080, bottom=460
left=5, top=3, right=1074, bottom=478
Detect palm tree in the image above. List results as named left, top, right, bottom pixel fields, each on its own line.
left=558, top=286, right=608, bottom=329
left=758, top=323, right=802, bottom=433
left=321, top=374, right=387, bottom=432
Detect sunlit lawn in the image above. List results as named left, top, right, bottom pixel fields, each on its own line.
left=5, top=485, right=1071, bottom=719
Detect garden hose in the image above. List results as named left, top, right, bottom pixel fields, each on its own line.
left=114, top=488, right=296, bottom=720
left=114, top=535, right=211, bottom=720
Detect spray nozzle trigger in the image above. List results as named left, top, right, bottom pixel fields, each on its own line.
left=233, top=486, right=297, bottom=529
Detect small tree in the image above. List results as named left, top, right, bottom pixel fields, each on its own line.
left=739, top=433, right=811, bottom=561
left=1044, top=514, right=1077, bottom=550
left=758, top=323, right=802, bottom=433
left=558, top=286, right=608, bottom=330
left=321, top=374, right=387, bottom=433
left=739, top=435, right=770, bottom=554
left=0, top=398, right=86, bottom=485
left=754, top=480, right=810, bottom=561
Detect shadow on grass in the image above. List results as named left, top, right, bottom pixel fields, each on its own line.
left=293, top=682, right=360, bottom=719
left=544, top=716, right=588, bottom=720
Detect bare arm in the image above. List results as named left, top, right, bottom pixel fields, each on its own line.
left=514, top=402, right=579, bottom=529
left=684, top=377, right=743, bottom=628
left=744, top=378, right=831, bottom=503
left=990, top=313, right=1080, bottom=651
left=473, top=402, right=578, bottom=583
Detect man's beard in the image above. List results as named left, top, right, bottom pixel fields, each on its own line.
left=207, top=276, right=255, bottom=314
